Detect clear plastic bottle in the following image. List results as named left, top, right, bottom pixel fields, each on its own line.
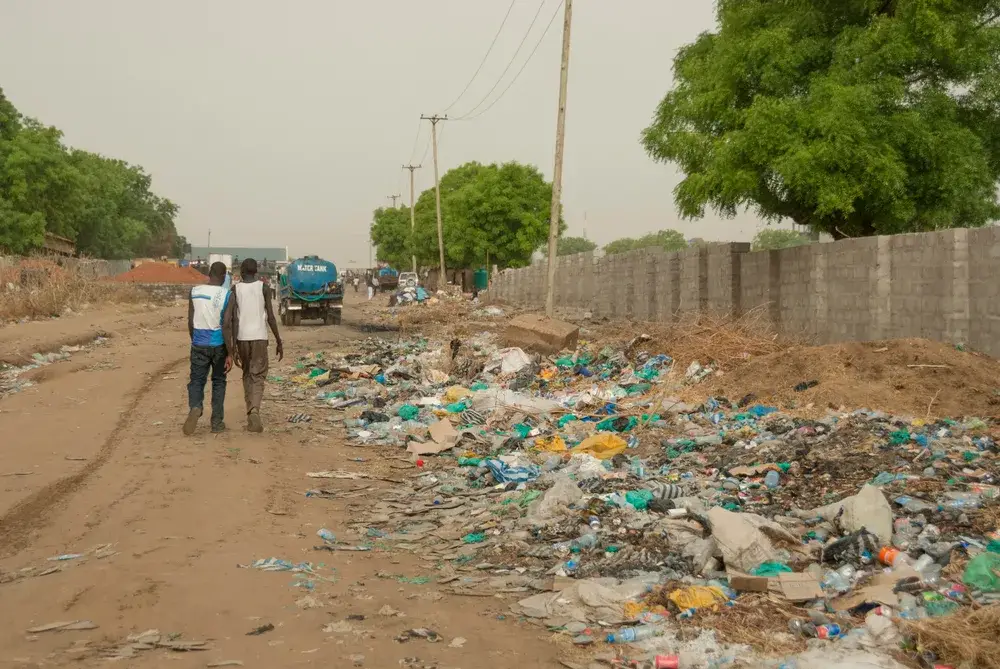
left=764, top=470, right=781, bottom=489
left=317, top=528, right=335, bottom=543
left=571, top=533, right=598, bottom=551
left=822, top=570, right=850, bottom=593
left=605, top=626, right=661, bottom=643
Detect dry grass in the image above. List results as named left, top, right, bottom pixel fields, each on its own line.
left=903, top=605, right=1000, bottom=669
left=693, top=594, right=807, bottom=656
left=586, top=307, right=790, bottom=371
left=0, top=258, right=141, bottom=321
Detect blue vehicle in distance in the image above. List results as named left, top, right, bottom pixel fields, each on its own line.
left=278, top=256, right=343, bottom=326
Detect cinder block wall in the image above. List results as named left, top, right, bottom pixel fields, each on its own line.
left=490, top=229, right=1000, bottom=356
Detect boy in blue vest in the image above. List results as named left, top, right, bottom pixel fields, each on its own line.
left=183, top=262, right=233, bottom=434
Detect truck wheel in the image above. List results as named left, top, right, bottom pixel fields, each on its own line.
left=331, top=311, right=342, bottom=326
left=281, top=312, right=288, bottom=326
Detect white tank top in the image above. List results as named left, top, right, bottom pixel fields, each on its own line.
left=235, top=281, right=268, bottom=341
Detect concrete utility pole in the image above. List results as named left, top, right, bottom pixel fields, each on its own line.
left=386, top=194, right=401, bottom=208
left=402, top=164, right=422, bottom=273
left=544, top=0, right=573, bottom=317
left=421, top=114, right=448, bottom=283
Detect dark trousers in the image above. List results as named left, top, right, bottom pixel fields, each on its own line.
left=188, top=345, right=227, bottom=426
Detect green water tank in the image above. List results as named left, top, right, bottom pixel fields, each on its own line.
left=474, top=268, right=489, bottom=291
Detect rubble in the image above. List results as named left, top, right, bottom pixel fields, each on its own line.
left=264, top=313, right=1000, bottom=669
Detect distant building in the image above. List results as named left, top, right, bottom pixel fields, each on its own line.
left=187, top=246, right=288, bottom=264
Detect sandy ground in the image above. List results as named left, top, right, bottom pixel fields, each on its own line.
left=0, top=292, right=564, bottom=668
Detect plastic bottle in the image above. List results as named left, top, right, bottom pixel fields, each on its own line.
left=878, top=546, right=913, bottom=568
left=764, top=470, right=781, bottom=489
left=788, top=619, right=817, bottom=638
left=571, top=534, right=598, bottom=551
left=317, top=528, right=335, bottom=543
left=606, top=626, right=661, bottom=643
left=821, top=570, right=850, bottom=593
left=815, top=624, right=842, bottom=640
left=588, top=516, right=601, bottom=530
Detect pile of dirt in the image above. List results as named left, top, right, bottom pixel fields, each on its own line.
left=111, top=263, right=205, bottom=285
left=697, top=338, right=1000, bottom=418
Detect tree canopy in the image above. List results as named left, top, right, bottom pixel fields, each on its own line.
left=642, top=1, right=1000, bottom=238
left=752, top=228, right=811, bottom=251
left=409, top=161, right=560, bottom=269
left=604, top=229, right=688, bottom=255
left=0, top=88, right=185, bottom=258
left=370, top=205, right=413, bottom=269
left=557, top=236, right=596, bottom=256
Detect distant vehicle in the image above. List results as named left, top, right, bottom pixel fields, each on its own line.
left=377, top=266, right=399, bottom=292
left=398, top=272, right=419, bottom=289
left=278, top=256, right=343, bottom=326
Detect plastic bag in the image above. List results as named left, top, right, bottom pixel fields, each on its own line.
left=444, top=385, right=472, bottom=403
left=667, top=585, right=729, bottom=611
left=535, top=435, right=567, bottom=452
left=572, top=434, right=627, bottom=460
left=963, top=552, right=1000, bottom=592
left=398, top=404, right=420, bottom=421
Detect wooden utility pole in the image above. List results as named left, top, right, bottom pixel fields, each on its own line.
left=386, top=194, right=401, bottom=208
left=402, top=164, right=421, bottom=273
left=421, top=114, right=448, bottom=283
left=544, top=0, right=573, bottom=317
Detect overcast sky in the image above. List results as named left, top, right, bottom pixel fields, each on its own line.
left=0, top=0, right=775, bottom=264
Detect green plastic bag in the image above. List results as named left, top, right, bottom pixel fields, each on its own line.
left=750, top=561, right=792, bottom=577
left=963, top=552, right=1000, bottom=592
left=625, top=489, right=654, bottom=510
left=398, top=404, right=419, bottom=420
left=470, top=381, right=489, bottom=391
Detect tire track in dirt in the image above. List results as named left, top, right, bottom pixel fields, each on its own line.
left=0, top=356, right=186, bottom=555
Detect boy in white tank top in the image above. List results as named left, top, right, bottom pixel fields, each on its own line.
left=223, top=258, right=283, bottom=432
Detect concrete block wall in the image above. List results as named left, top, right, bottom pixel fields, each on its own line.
left=490, top=228, right=1000, bottom=356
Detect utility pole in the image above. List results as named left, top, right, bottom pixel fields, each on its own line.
left=386, top=194, right=401, bottom=208
left=544, top=0, right=573, bottom=317
left=207, top=228, right=212, bottom=255
left=421, top=114, right=448, bottom=284
left=402, top=164, right=422, bottom=273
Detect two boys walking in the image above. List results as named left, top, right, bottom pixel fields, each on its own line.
left=184, top=259, right=283, bottom=435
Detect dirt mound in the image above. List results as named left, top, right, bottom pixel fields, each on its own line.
left=698, top=338, right=1000, bottom=418
left=112, top=262, right=205, bottom=284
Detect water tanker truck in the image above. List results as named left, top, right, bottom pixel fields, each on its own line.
left=278, top=256, right=343, bottom=326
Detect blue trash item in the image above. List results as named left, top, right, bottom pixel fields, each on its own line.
left=764, top=470, right=781, bottom=489
left=747, top=405, right=778, bottom=418
left=415, top=287, right=428, bottom=301
left=485, top=459, right=540, bottom=484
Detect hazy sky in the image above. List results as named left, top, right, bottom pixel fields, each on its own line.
left=0, top=0, right=775, bottom=264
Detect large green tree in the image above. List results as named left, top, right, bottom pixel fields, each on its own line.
left=0, top=87, right=182, bottom=258
left=752, top=228, right=811, bottom=251
left=604, top=229, right=688, bottom=255
left=411, top=161, right=560, bottom=268
left=642, top=1, right=1000, bottom=238
left=557, top=236, right=597, bottom=256
left=370, top=205, right=413, bottom=269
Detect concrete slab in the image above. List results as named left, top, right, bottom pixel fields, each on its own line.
left=504, top=314, right=579, bottom=355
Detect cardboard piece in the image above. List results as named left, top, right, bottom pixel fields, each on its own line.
left=728, top=463, right=779, bottom=477
left=830, top=567, right=918, bottom=611
left=407, top=419, right=460, bottom=455
left=776, top=572, right=824, bottom=601
left=729, top=575, right=769, bottom=593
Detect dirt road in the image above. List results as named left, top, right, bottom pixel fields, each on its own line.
left=0, top=296, right=563, bottom=668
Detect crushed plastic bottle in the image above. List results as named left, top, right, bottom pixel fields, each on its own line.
left=317, top=528, right=335, bottom=543
left=764, top=470, right=780, bottom=489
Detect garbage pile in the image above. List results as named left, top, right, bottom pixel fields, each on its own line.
left=278, top=329, right=1000, bottom=669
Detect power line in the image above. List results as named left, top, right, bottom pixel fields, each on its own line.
left=441, top=0, right=518, bottom=114
left=452, top=0, right=548, bottom=120
left=407, top=117, right=424, bottom=165
left=457, top=0, right=566, bottom=121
